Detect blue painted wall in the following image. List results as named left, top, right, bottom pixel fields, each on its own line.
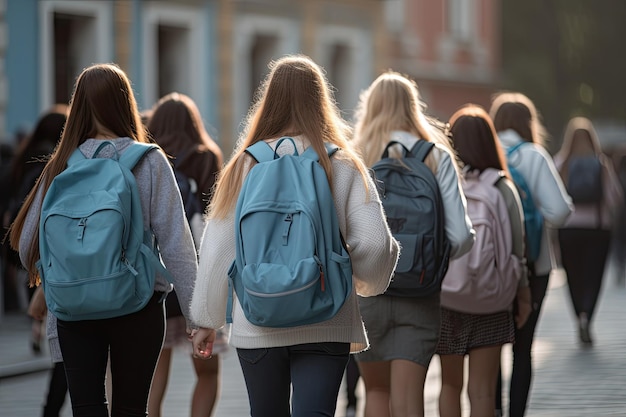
left=6, top=0, right=39, bottom=141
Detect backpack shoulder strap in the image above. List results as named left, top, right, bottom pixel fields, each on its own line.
left=507, top=141, right=527, bottom=157
left=245, top=141, right=276, bottom=163
left=119, top=142, right=159, bottom=170
left=480, top=168, right=505, bottom=187
left=410, top=140, right=435, bottom=162
left=301, top=142, right=339, bottom=163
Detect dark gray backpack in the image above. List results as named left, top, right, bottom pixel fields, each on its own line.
left=372, top=140, right=451, bottom=297
left=567, top=155, right=603, bottom=204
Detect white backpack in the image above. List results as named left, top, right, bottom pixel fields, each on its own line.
left=441, top=168, right=522, bottom=314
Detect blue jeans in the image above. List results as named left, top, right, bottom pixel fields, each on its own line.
left=57, top=292, right=165, bottom=417
left=237, top=342, right=350, bottom=417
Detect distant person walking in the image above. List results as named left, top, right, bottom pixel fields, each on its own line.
left=2, top=105, right=67, bottom=342
left=9, top=63, right=198, bottom=417
left=437, top=105, right=530, bottom=417
left=190, top=55, right=399, bottom=417
left=146, top=92, right=225, bottom=417
left=553, top=116, right=623, bottom=345
left=489, top=92, right=573, bottom=417
left=351, top=71, right=474, bottom=417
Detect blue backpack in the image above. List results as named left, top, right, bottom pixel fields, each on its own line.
left=227, top=137, right=353, bottom=328
left=37, top=141, right=173, bottom=321
left=372, top=140, right=451, bottom=297
left=506, top=142, right=543, bottom=262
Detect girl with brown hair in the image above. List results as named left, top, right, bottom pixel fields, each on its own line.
left=490, top=92, right=573, bottom=417
left=9, top=63, right=197, bottom=417
left=437, top=104, right=530, bottom=417
left=146, top=92, right=225, bottom=417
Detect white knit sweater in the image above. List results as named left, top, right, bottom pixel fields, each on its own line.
left=190, top=137, right=400, bottom=353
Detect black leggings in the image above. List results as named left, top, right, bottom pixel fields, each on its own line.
left=57, top=293, right=165, bottom=417
left=496, top=270, right=549, bottom=417
left=559, top=228, right=611, bottom=321
left=43, top=362, right=68, bottom=417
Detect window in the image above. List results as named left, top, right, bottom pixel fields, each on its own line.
left=40, top=1, right=112, bottom=109
left=447, top=0, right=475, bottom=41
left=142, top=3, right=206, bottom=112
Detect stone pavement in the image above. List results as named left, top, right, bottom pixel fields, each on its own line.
left=1, top=262, right=625, bottom=417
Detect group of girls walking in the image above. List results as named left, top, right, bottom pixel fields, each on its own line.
left=8, top=53, right=622, bottom=417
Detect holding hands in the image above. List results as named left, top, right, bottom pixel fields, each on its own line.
left=191, top=327, right=216, bottom=359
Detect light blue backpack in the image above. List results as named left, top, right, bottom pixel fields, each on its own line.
left=227, top=137, right=353, bottom=328
left=37, top=141, right=173, bottom=321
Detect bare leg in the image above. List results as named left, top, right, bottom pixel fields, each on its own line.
left=358, top=360, right=391, bottom=417
left=468, top=345, right=501, bottom=417
left=389, top=359, right=427, bottom=417
left=148, top=348, right=172, bottom=417
left=191, top=354, right=220, bottom=417
left=438, top=354, right=464, bottom=417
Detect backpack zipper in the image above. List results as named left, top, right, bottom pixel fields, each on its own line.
left=314, top=255, right=325, bottom=291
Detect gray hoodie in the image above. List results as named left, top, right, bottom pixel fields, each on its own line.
left=19, top=137, right=198, bottom=362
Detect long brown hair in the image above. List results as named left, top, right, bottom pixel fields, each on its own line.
left=449, top=104, right=510, bottom=179
left=147, top=92, right=222, bottom=161
left=9, top=63, right=148, bottom=284
left=489, top=92, right=548, bottom=147
left=209, top=54, right=369, bottom=219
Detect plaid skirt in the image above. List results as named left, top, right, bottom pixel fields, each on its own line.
left=436, top=307, right=515, bottom=355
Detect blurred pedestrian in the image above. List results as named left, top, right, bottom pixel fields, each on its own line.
left=612, top=153, right=626, bottom=285
left=490, top=92, right=573, bottom=417
left=2, top=106, right=67, bottom=343
left=28, top=286, right=68, bottom=417
left=553, top=116, right=623, bottom=345
left=146, top=92, right=225, bottom=417
left=343, top=355, right=361, bottom=417
left=351, top=71, right=474, bottom=417
left=437, top=104, right=531, bottom=417
left=8, top=63, right=198, bottom=417
left=190, top=55, right=399, bottom=417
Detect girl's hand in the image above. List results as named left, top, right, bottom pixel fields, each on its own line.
left=191, top=327, right=216, bottom=359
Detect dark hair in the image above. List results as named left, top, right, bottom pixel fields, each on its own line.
left=9, top=105, right=68, bottom=185
left=147, top=92, right=221, bottom=159
left=449, top=104, right=510, bottom=178
left=9, top=63, right=147, bottom=284
left=489, top=92, right=547, bottom=146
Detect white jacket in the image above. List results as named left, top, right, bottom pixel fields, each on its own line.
left=498, top=129, right=574, bottom=275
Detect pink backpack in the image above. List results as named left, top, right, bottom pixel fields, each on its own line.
left=441, top=168, right=522, bottom=314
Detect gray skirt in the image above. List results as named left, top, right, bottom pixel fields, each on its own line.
left=356, top=293, right=441, bottom=368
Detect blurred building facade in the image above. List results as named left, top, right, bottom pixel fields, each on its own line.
left=384, top=0, right=500, bottom=120
left=2, top=0, right=501, bottom=153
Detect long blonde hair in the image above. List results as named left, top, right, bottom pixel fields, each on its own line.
left=209, top=54, right=370, bottom=219
left=352, top=71, right=453, bottom=168
left=9, top=63, right=148, bottom=284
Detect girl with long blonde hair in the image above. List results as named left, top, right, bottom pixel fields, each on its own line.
left=352, top=71, right=474, bottom=417
left=190, top=55, right=399, bottom=417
